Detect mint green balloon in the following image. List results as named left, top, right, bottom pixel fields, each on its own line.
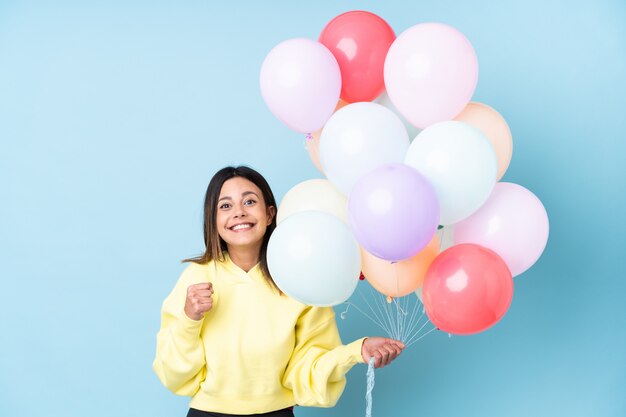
left=267, top=210, right=361, bottom=306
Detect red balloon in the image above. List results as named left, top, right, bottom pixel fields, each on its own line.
left=423, top=244, right=513, bottom=335
left=319, top=11, right=395, bottom=103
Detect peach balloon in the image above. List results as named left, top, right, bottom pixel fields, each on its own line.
left=305, top=132, right=325, bottom=174
left=454, top=102, right=513, bottom=180
left=360, top=234, right=440, bottom=297
left=305, top=100, right=348, bottom=174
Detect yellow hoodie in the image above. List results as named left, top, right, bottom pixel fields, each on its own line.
left=153, top=253, right=365, bottom=414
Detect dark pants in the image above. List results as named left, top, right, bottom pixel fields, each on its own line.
left=187, top=407, right=295, bottom=417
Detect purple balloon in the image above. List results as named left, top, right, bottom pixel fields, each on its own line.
left=348, top=163, right=440, bottom=261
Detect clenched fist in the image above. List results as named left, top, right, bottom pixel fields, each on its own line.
left=184, top=282, right=214, bottom=321
left=361, top=337, right=405, bottom=368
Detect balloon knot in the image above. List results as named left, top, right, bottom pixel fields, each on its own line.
left=359, top=271, right=365, bottom=281
left=305, top=133, right=313, bottom=141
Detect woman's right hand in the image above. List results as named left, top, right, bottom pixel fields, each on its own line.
left=361, top=337, right=405, bottom=368
left=184, top=282, right=214, bottom=321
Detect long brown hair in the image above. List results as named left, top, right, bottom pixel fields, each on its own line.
left=182, top=166, right=281, bottom=293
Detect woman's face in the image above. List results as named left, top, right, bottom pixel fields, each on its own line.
left=215, top=177, right=275, bottom=256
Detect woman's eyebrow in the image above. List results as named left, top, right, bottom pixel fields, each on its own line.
left=218, top=191, right=259, bottom=202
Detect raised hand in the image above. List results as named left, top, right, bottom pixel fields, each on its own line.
left=184, top=282, right=214, bottom=321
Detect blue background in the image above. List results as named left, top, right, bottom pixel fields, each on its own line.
left=1, top=1, right=624, bottom=416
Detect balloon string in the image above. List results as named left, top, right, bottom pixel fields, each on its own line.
left=361, top=286, right=394, bottom=336
left=393, top=263, right=403, bottom=341
left=439, top=226, right=446, bottom=251
left=343, top=281, right=436, bottom=350
left=340, top=303, right=350, bottom=320
left=363, top=283, right=394, bottom=337
left=365, top=357, right=375, bottom=417
left=403, top=294, right=423, bottom=343
left=404, top=312, right=432, bottom=347
left=406, top=326, right=438, bottom=348
left=342, top=300, right=391, bottom=336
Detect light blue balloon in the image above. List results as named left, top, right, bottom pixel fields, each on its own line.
left=267, top=210, right=361, bottom=306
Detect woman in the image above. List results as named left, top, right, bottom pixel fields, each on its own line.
left=153, top=166, right=404, bottom=416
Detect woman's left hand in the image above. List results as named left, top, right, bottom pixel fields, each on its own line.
left=361, top=337, right=405, bottom=368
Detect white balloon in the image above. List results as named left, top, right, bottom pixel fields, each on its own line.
left=277, top=179, right=348, bottom=225
left=319, top=102, right=410, bottom=196
left=267, top=211, right=360, bottom=306
left=405, top=121, right=497, bottom=225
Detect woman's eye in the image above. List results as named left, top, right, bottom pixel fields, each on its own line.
left=244, top=199, right=256, bottom=206
left=219, top=203, right=231, bottom=209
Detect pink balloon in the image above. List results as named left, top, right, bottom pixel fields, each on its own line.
left=453, top=182, right=549, bottom=276
left=260, top=38, right=341, bottom=134
left=384, top=23, right=478, bottom=129
left=423, top=244, right=513, bottom=335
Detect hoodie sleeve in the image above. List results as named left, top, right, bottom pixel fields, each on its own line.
left=282, top=305, right=366, bottom=407
left=152, top=264, right=209, bottom=396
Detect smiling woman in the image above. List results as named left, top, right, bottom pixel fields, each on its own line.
left=153, top=165, right=405, bottom=416
left=183, top=166, right=280, bottom=292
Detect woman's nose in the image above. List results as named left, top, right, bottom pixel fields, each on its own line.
left=233, top=205, right=247, bottom=217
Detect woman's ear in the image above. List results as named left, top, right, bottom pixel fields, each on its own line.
left=267, top=205, right=276, bottom=224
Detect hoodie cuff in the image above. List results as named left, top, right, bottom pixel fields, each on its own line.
left=344, top=337, right=367, bottom=364
left=174, top=311, right=205, bottom=337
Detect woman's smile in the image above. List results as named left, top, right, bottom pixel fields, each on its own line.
left=229, top=222, right=256, bottom=232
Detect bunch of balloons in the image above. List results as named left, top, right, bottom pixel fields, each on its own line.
left=261, top=11, right=549, bottom=336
